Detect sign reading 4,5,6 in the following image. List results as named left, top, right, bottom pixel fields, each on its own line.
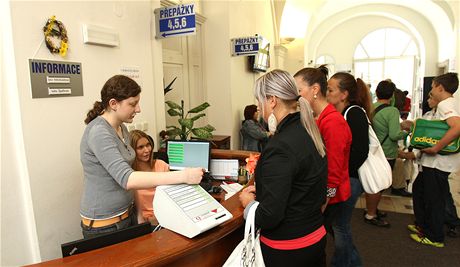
left=167, top=16, right=188, bottom=30
left=155, top=3, right=196, bottom=39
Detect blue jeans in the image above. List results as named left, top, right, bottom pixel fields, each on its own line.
left=331, top=177, right=363, bottom=267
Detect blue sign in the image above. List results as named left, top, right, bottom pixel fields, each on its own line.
left=155, top=3, right=196, bottom=39
left=231, top=36, right=261, bottom=56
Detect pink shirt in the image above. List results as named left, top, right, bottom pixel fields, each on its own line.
left=134, top=160, right=169, bottom=222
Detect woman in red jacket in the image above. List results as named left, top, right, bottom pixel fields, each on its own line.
left=294, top=65, right=352, bottom=254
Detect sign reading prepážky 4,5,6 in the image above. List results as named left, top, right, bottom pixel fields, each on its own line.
left=231, top=35, right=261, bottom=56
left=154, top=3, right=196, bottom=39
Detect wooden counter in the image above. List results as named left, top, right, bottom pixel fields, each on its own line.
left=28, top=150, right=260, bottom=267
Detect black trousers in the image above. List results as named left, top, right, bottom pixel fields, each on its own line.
left=260, top=235, right=326, bottom=267
left=412, top=167, right=450, bottom=242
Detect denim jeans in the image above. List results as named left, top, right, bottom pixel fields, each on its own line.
left=331, top=177, right=363, bottom=267
left=81, top=209, right=138, bottom=239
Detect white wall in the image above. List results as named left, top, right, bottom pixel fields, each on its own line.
left=3, top=1, right=159, bottom=264
left=203, top=1, right=275, bottom=150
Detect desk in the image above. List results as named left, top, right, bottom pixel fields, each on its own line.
left=28, top=150, right=259, bottom=267
left=210, top=135, right=231, bottom=150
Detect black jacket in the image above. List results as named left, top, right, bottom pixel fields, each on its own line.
left=342, top=105, right=369, bottom=178
left=255, top=112, right=327, bottom=240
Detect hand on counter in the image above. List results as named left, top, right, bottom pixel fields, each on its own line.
left=183, top=168, right=204, bottom=184
left=239, top=185, right=256, bottom=208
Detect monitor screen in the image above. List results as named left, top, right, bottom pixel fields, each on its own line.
left=166, top=140, right=211, bottom=171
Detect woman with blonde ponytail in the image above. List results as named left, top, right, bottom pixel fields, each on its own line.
left=239, top=69, right=328, bottom=266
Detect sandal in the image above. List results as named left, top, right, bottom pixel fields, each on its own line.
left=364, top=215, right=391, bottom=227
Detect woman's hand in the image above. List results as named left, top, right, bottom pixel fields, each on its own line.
left=239, top=185, right=256, bottom=208
left=183, top=168, right=204, bottom=184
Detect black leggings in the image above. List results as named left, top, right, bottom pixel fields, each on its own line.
left=260, top=235, right=326, bottom=267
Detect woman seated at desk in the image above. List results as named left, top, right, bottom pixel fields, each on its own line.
left=129, top=130, right=169, bottom=224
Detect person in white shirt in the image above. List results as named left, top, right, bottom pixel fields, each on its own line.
left=408, top=73, right=460, bottom=247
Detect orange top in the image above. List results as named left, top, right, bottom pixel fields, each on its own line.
left=134, top=160, right=169, bottom=223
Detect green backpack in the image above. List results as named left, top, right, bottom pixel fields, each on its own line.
left=409, top=118, right=460, bottom=155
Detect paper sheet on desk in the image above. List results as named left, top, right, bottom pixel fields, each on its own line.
left=210, top=159, right=239, bottom=180
left=221, top=182, right=243, bottom=200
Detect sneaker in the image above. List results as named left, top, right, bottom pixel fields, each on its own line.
left=364, top=215, right=391, bottom=227
left=391, top=188, right=412, bottom=197
left=410, top=233, right=444, bottom=248
left=363, top=209, right=387, bottom=218
left=407, top=224, right=422, bottom=235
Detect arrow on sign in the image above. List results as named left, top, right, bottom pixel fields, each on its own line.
left=162, top=30, right=195, bottom=38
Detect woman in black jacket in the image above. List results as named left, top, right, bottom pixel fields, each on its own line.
left=239, top=69, right=327, bottom=266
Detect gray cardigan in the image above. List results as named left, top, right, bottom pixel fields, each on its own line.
left=80, top=116, right=135, bottom=219
left=241, top=120, right=268, bottom=152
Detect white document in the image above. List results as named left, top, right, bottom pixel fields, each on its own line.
left=210, top=159, right=239, bottom=180
left=221, top=182, right=243, bottom=200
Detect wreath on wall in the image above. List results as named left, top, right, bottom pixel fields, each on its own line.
left=43, top=16, right=68, bottom=57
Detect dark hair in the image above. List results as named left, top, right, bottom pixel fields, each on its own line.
left=433, top=72, right=458, bottom=94
left=330, top=72, right=372, bottom=116
left=294, top=64, right=329, bottom=97
left=84, top=75, right=141, bottom=124
left=243, top=104, right=258, bottom=121
left=376, top=80, right=396, bottom=99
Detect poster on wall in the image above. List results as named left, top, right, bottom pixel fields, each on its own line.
left=28, top=59, right=83, bottom=98
left=154, top=3, right=196, bottom=39
left=120, top=66, right=142, bottom=87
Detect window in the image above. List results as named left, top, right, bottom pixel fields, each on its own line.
left=353, top=28, right=418, bottom=100
left=315, top=55, right=335, bottom=75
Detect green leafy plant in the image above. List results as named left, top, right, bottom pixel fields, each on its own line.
left=165, top=100, right=215, bottom=140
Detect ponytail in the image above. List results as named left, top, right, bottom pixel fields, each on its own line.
left=356, top=78, right=372, bottom=118
left=84, top=101, right=104, bottom=124
left=298, top=97, right=326, bottom=157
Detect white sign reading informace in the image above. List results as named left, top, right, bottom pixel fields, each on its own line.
left=154, top=3, right=196, bottom=39
left=29, top=59, right=83, bottom=98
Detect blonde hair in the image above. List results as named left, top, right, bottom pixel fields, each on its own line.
left=254, top=69, right=325, bottom=157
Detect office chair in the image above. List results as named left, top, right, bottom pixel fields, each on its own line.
left=61, top=222, right=152, bottom=257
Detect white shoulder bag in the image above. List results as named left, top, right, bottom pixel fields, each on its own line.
left=223, top=202, right=265, bottom=267
left=344, top=105, right=392, bottom=194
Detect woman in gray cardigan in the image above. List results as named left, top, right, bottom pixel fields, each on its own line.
left=80, top=75, right=203, bottom=239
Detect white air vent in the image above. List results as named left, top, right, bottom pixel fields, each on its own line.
left=82, top=24, right=119, bottom=47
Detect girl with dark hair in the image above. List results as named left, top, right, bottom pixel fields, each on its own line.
left=239, top=69, right=327, bottom=266
left=80, top=75, right=203, bottom=238
left=294, top=65, right=352, bottom=261
left=241, top=104, right=271, bottom=151
left=325, top=72, right=374, bottom=266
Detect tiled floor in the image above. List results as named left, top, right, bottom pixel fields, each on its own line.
left=355, top=171, right=460, bottom=215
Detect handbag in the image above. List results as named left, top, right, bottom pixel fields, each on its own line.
left=223, top=202, right=265, bottom=267
left=344, top=106, right=392, bottom=194
left=409, top=118, right=460, bottom=155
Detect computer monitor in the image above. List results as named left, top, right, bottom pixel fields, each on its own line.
left=166, top=140, right=211, bottom=171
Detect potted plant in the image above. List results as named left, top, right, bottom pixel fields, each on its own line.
left=165, top=100, right=215, bottom=140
